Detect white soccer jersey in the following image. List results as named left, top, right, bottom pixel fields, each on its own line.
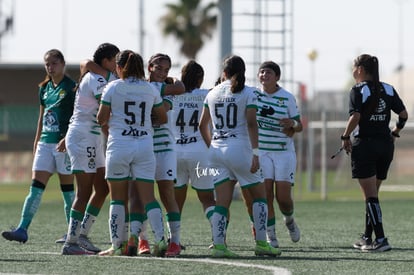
left=204, top=80, right=258, bottom=147
left=150, top=82, right=175, bottom=153
left=69, top=72, right=116, bottom=135
left=255, top=87, right=300, bottom=152
left=101, top=77, right=163, bottom=145
left=171, top=88, right=209, bottom=153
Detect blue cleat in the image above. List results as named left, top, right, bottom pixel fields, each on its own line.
left=2, top=228, right=28, bottom=243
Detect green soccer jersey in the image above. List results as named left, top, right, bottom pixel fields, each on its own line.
left=39, top=75, right=76, bottom=143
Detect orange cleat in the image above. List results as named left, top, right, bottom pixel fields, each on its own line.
left=138, top=239, right=151, bottom=255
left=165, top=242, right=181, bottom=257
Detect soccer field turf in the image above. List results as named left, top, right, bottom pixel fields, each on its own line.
left=0, top=185, right=413, bottom=274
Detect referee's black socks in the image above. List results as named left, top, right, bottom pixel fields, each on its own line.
left=366, top=197, right=385, bottom=240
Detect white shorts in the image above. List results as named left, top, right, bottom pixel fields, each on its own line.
left=260, top=150, right=296, bottom=184
left=66, top=127, right=105, bottom=173
left=32, top=142, right=72, bottom=174
left=155, top=150, right=176, bottom=181
left=208, top=144, right=263, bottom=188
left=106, top=137, right=155, bottom=182
left=176, top=152, right=214, bottom=191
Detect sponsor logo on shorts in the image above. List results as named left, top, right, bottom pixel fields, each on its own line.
left=121, top=127, right=148, bottom=137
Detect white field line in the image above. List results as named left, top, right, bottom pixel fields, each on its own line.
left=7, top=252, right=291, bottom=275
left=381, top=185, right=414, bottom=192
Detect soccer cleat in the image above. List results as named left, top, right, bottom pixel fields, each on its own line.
left=353, top=234, right=372, bottom=249
left=152, top=238, right=167, bottom=257
left=285, top=219, right=300, bottom=242
left=127, top=235, right=138, bottom=256
left=211, top=244, right=239, bottom=258
left=138, top=239, right=151, bottom=255
left=361, top=238, right=392, bottom=253
left=268, top=238, right=279, bottom=248
left=61, top=242, right=96, bottom=255
left=78, top=234, right=101, bottom=253
left=1, top=227, right=28, bottom=243
left=209, top=239, right=227, bottom=249
left=255, top=240, right=282, bottom=257
left=167, top=238, right=186, bottom=250
left=120, top=240, right=128, bottom=256
left=55, top=234, right=67, bottom=244
left=165, top=242, right=181, bottom=257
left=98, top=246, right=123, bottom=256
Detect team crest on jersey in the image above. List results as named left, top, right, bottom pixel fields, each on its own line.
left=59, top=90, right=66, bottom=99
left=276, top=98, right=286, bottom=106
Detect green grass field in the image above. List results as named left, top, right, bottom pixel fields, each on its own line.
left=0, top=181, right=413, bottom=274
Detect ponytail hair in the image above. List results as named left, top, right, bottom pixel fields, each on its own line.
left=39, top=49, right=66, bottom=88
left=181, top=60, right=204, bottom=91
left=116, top=50, right=145, bottom=79
left=354, top=54, right=380, bottom=91
left=223, top=55, right=246, bottom=93
left=354, top=54, right=382, bottom=114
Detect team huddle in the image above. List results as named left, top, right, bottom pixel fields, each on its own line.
left=2, top=42, right=307, bottom=258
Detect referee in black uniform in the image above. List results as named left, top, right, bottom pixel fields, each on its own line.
left=341, top=54, right=408, bottom=252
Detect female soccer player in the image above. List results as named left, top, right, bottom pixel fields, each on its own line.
left=199, top=55, right=281, bottom=258
left=134, top=53, right=185, bottom=257
left=2, top=49, right=76, bottom=244
left=97, top=50, right=168, bottom=256
left=243, top=61, right=302, bottom=248
left=171, top=60, right=215, bottom=239
left=62, top=43, right=120, bottom=255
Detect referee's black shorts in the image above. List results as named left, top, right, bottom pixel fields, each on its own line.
left=351, top=137, right=394, bottom=180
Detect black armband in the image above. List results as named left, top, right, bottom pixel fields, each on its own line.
left=396, top=116, right=407, bottom=129
left=340, top=135, right=350, bottom=140
left=391, top=132, right=400, bottom=138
